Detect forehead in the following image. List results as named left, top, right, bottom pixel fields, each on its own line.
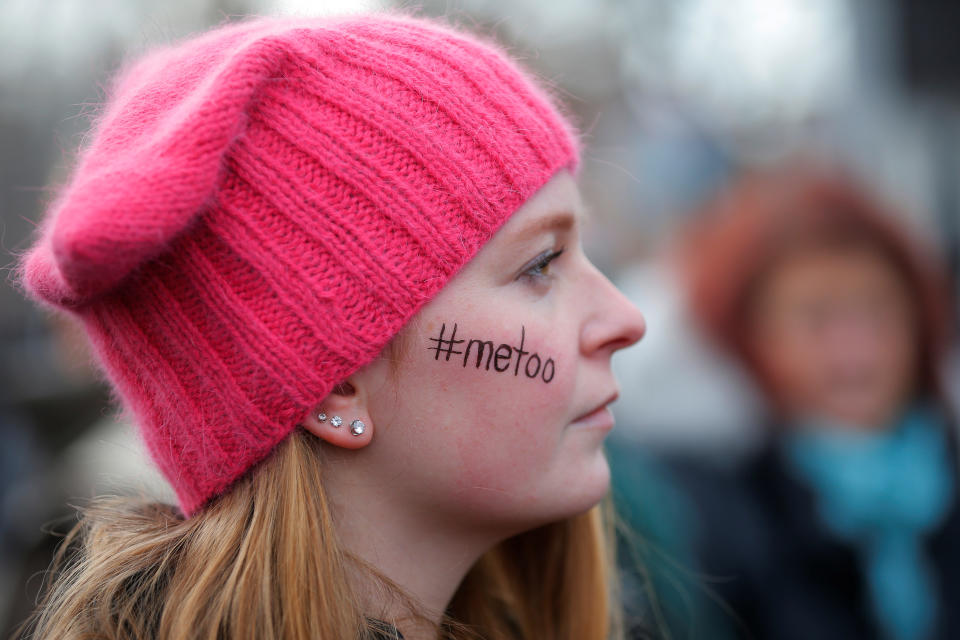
left=767, top=245, right=909, bottom=289
left=495, top=171, right=585, bottom=240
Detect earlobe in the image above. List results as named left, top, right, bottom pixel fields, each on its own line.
left=303, top=408, right=373, bottom=450
left=301, top=382, right=373, bottom=450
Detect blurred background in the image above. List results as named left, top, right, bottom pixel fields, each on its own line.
left=1, top=0, right=959, bottom=638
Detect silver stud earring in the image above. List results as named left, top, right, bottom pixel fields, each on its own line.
left=330, top=416, right=343, bottom=428
left=317, top=412, right=327, bottom=423
left=350, top=419, right=366, bottom=436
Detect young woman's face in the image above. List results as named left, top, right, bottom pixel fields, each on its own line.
left=357, top=171, right=645, bottom=536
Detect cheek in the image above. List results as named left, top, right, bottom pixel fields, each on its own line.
left=756, top=325, right=824, bottom=390
left=404, top=317, right=578, bottom=503
left=453, top=365, right=575, bottom=492
left=882, top=328, right=919, bottom=382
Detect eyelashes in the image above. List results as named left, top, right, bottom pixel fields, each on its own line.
left=518, top=247, right=565, bottom=281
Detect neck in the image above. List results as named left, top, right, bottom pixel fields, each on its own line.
left=323, top=457, right=498, bottom=640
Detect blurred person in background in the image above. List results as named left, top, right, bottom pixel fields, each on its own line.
left=667, top=165, right=960, bottom=640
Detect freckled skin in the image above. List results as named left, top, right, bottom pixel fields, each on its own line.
left=353, top=171, right=646, bottom=538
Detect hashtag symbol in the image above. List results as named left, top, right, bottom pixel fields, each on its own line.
left=428, top=322, right=464, bottom=361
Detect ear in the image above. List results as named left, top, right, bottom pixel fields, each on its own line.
left=301, top=379, right=373, bottom=450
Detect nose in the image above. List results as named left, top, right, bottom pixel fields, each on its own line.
left=580, top=262, right=646, bottom=356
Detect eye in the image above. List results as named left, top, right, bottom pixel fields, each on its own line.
left=518, top=247, right=565, bottom=281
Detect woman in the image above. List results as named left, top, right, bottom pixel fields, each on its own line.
left=15, top=14, right=645, bottom=640
left=677, top=166, right=960, bottom=640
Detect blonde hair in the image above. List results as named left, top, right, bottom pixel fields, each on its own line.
left=16, top=428, right=623, bottom=640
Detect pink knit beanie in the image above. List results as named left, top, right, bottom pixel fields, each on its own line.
left=18, top=14, right=578, bottom=516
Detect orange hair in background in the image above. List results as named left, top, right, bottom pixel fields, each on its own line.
left=680, top=164, right=955, bottom=401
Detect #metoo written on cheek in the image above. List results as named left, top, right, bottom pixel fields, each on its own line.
left=428, top=322, right=556, bottom=383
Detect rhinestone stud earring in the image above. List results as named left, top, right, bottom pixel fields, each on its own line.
left=317, top=412, right=327, bottom=423
left=330, top=416, right=343, bottom=428
left=350, top=419, right=366, bottom=436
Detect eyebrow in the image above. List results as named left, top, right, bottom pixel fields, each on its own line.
left=510, top=210, right=579, bottom=244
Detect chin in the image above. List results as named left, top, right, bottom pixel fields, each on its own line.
left=545, top=455, right=612, bottom=522
left=578, top=463, right=612, bottom=509
left=477, top=455, right=612, bottom=535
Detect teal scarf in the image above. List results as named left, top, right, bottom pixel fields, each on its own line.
left=783, top=406, right=955, bottom=640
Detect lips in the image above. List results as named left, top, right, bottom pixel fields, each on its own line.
left=571, top=391, right=619, bottom=427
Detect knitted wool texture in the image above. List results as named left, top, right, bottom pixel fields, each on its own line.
left=19, top=14, right=579, bottom=516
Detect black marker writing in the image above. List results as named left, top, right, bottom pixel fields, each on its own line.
left=428, top=322, right=556, bottom=383
left=512, top=326, right=530, bottom=376
left=428, top=321, right=464, bottom=361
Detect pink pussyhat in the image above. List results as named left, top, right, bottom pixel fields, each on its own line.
left=18, top=14, right=579, bottom=516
